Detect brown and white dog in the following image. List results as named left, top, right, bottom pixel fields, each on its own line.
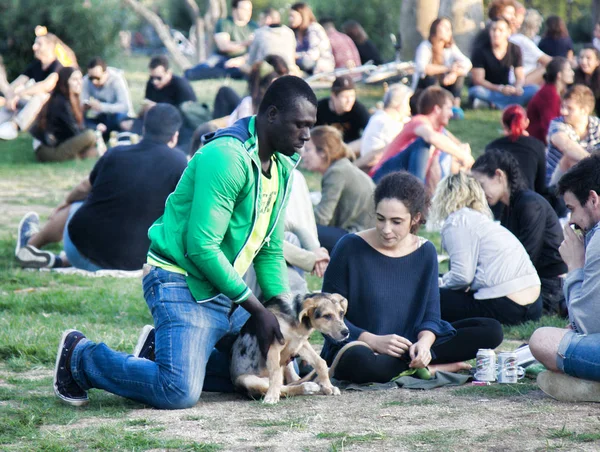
left=230, top=293, right=349, bottom=404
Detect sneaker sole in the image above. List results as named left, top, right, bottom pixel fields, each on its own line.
left=54, top=329, right=89, bottom=407
left=133, top=324, right=155, bottom=358
left=537, top=371, right=600, bottom=403
left=15, top=212, right=38, bottom=256
left=16, top=246, right=54, bottom=269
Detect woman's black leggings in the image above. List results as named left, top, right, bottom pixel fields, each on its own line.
left=332, top=317, right=504, bottom=384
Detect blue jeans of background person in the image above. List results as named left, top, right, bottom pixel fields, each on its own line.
left=557, top=331, right=600, bottom=382
left=468, top=85, right=539, bottom=109
left=85, top=112, right=129, bottom=138
left=372, top=137, right=431, bottom=183
left=62, top=202, right=103, bottom=272
left=70, top=266, right=250, bottom=409
left=184, top=55, right=244, bottom=81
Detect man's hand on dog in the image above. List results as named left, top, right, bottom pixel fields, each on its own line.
left=241, top=296, right=284, bottom=357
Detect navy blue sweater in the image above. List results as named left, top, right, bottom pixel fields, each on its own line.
left=320, top=234, right=455, bottom=364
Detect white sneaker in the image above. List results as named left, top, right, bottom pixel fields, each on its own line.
left=16, top=245, right=55, bottom=269
left=472, top=99, right=490, bottom=110
left=0, top=121, right=18, bottom=140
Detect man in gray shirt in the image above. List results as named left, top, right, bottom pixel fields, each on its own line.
left=530, top=154, right=600, bottom=402
left=82, top=57, right=133, bottom=135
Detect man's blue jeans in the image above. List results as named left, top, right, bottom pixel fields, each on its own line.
left=557, top=331, right=600, bottom=382
left=70, top=266, right=250, bottom=409
left=468, top=85, right=539, bottom=109
left=372, top=137, right=431, bottom=183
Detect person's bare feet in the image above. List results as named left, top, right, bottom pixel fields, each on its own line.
left=428, top=361, right=472, bottom=376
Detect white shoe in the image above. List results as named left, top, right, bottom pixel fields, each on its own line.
left=537, top=371, right=600, bottom=402
left=0, top=121, right=18, bottom=140
left=472, top=99, right=490, bottom=110
left=16, top=245, right=55, bottom=269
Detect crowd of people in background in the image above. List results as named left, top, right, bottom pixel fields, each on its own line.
left=2, top=0, right=600, bottom=408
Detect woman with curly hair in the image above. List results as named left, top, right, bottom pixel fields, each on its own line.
left=430, top=172, right=541, bottom=325
left=472, top=149, right=567, bottom=316
left=321, top=171, right=503, bottom=384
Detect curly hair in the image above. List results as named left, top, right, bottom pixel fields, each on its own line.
left=429, top=172, right=493, bottom=228
left=374, top=171, right=429, bottom=233
left=471, top=149, right=528, bottom=202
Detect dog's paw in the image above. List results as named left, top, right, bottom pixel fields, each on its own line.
left=301, top=382, right=321, bottom=395
left=320, top=384, right=341, bottom=396
left=263, top=392, right=280, bottom=404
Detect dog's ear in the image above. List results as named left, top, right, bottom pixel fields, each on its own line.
left=298, top=296, right=319, bottom=324
left=328, top=293, right=348, bottom=314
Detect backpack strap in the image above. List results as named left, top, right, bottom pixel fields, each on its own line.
left=201, top=116, right=254, bottom=151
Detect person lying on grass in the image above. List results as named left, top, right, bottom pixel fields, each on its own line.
left=321, top=171, right=503, bottom=384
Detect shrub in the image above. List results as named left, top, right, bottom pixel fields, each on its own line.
left=0, top=0, right=124, bottom=79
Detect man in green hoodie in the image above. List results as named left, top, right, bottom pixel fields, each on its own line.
left=54, top=76, right=318, bottom=409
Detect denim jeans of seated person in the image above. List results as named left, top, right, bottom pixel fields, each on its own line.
left=69, top=266, right=250, bottom=409
left=557, top=331, right=600, bottom=382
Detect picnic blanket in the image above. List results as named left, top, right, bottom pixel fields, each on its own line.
left=334, top=371, right=470, bottom=392
left=35, top=267, right=143, bottom=278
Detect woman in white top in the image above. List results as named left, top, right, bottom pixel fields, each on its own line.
left=509, top=8, right=551, bottom=86
left=429, top=172, right=542, bottom=325
left=356, top=83, right=413, bottom=172
left=412, top=18, right=472, bottom=117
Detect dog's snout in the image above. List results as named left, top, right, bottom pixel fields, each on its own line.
left=341, top=328, right=349, bottom=337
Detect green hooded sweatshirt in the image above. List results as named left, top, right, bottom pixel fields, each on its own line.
left=147, top=116, right=297, bottom=303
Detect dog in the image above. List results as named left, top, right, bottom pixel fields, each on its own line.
left=230, top=292, right=349, bottom=404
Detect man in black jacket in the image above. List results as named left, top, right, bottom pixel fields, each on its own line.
left=15, top=103, right=188, bottom=271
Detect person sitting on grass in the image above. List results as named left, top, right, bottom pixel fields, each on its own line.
left=356, top=83, right=413, bottom=172
left=29, top=67, right=98, bottom=163
left=288, top=2, right=335, bottom=75
left=184, top=0, right=257, bottom=81
left=526, top=57, right=574, bottom=145
left=321, top=171, right=503, bottom=384
left=320, top=17, right=361, bottom=70
left=472, top=149, right=567, bottom=317
left=412, top=17, right=472, bottom=118
left=529, top=155, right=600, bottom=402
left=508, top=8, right=550, bottom=87
left=315, top=75, right=370, bottom=154
left=0, top=30, right=63, bottom=140
left=370, top=86, right=473, bottom=194
left=430, top=172, right=542, bottom=326
left=301, top=125, right=375, bottom=253
left=51, top=76, right=318, bottom=409
left=342, top=20, right=383, bottom=66
left=486, top=104, right=547, bottom=195
left=469, top=17, right=537, bottom=109
left=246, top=7, right=296, bottom=71
left=15, top=104, right=188, bottom=272
left=537, top=15, right=574, bottom=60
left=573, top=46, right=600, bottom=117
left=546, top=84, right=600, bottom=187
left=81, top=57, right=134, bottom=137
left=121, top=56, right=197, bottom=149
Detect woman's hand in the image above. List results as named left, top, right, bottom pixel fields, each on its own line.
left=359, top=332, right=412, bottom=358
left=312, top=247, right=330, bottom=278
left=409, top=340, right=432, bottom=368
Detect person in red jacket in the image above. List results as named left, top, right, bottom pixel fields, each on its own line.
left=527, top=57, right=573, bottom=144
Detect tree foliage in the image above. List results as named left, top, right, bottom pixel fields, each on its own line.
left=0, top=0, right=124, bottom=79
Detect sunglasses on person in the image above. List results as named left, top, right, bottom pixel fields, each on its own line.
left=88, top=75, right=103, bottom=82
left=150, top=75, right=164, bottom=82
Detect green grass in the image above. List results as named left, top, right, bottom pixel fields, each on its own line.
left=0, top=55, right=569, bottom=449
left=548, top=425, right=600, bottom=443
left=401, top=429, right=467, bottom=449
left=316, top=431, right=388, bottom=451
left=452, top=381, right=539, bottom=398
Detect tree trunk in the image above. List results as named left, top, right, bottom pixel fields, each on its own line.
left=122, top=0, right=192, bottom=70
left=399, top=0, right=440, bottom=61
left=182, top=0, right=205, bottom=63
left=439, top=0, right=484, bottom=57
